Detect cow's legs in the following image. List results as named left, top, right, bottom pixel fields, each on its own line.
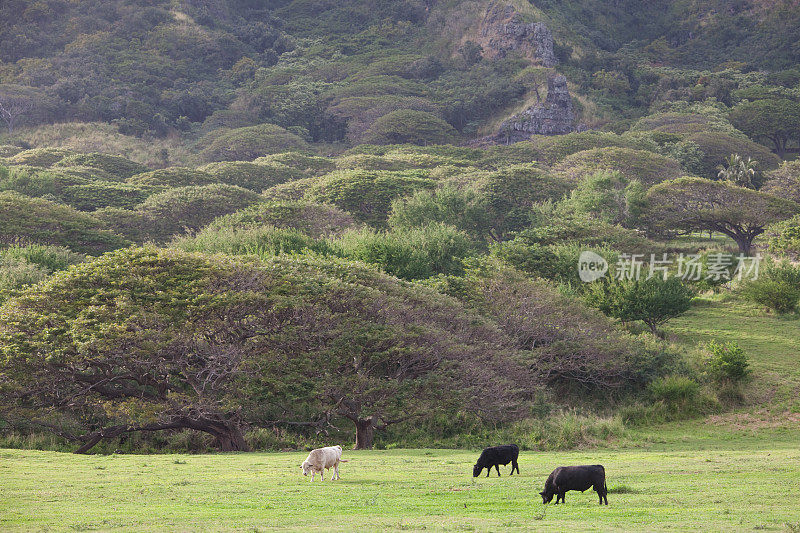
left=510, top=460, right=519, bottom=475
left=333, top=463, right=339, bottom=480
left=495, top=464, right=501, bottom=476
left=486, top=469, right=490, bottom=477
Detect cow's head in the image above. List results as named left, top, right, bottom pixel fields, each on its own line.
left=540, top=490, right=554, bottom=504
left=301, top=461, right=311, bottom=476
left=472, top=464, right=482, bottom=477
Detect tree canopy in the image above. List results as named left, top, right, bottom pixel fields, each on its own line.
left=645, top=177, right=800, bottom=255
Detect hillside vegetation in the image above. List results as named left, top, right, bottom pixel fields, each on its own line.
left=2, top=0, right=800, bottom=457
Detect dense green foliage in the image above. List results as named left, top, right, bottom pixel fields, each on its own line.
left=586, top=277, right=695, bottom=334
left=3, top=0, right=800, bottom=458
left=0, top=191, right=128, bottom=254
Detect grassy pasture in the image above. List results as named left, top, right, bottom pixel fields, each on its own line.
left=668, top=293, right=800, bottom=411
left=2, top=442, right=800, bottom=532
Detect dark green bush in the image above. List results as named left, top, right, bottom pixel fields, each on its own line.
left=0, top=191, right=129, bottom=254
left=741, top=260, right=800, bottom=314
left=364, top=110, right=457, bottom=145
left=307, top=170, right=436, bottom=227
left=585, top=276, right=694, bottom=334
left=127, top=168, right=217, bottom=188
left=198, top=161, right=302, bottom=191
left=705, top=340, right=750, bottom=384
left=209, top=200, right=358, bottom=238
left=196, top=124, right=310, bottom=162
left=334, top=223, right=475, bottom=281
left=53, top=153, right=148, bottom=180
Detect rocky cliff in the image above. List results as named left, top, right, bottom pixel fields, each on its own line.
left=495, top=75, right=584, bottom=141
left=478, top=3, right=557, bottom=67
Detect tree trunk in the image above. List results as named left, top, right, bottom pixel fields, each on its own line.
left=188, top=419, right=251, bottom=452
left=211, top=426, right=250, bottom=452
left=353, top=418, right=375, bottom=450
left=73, top=434, right=104, bottom=454
left=734, top=234, right=752, bottom=256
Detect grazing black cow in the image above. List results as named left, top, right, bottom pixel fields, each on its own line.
left=540, top=465, right=608, bottom=505
left=472, top=444, right=519, bottom=477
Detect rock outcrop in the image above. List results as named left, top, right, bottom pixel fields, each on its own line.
left=478, top=3, right=557, bottom=67
left=496, top=75, right=584, bottom=141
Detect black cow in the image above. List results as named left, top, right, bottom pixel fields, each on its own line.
left=540, top=465, right=608, bottom=505
left=472, top=444, right=519, bottom=477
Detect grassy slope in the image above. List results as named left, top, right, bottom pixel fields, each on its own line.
left=668, top=293, right=800, bottom=412
left=3, top=265, right=800, bottom=531
left=2, top=445, right=800, bottom=532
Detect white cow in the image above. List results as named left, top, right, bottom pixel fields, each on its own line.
left=300, top=445, right=348, bottom=481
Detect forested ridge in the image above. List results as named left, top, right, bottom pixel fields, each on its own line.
left=1, top=0, right=800, bottom=453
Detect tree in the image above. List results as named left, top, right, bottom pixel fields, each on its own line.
left=365, top=110, right=457, bottom=146
left=717, top=153, right=758, bottom=189
left=585, top=277, right=694, bottom=334
left=565, top=170, right=645, bottom=226
left=0, top=248, right=528, bottom=452
left=730, top=99, right=800, bottom=158
left=0, top=191, right=129, bottom=255
left=645, top=177, right=800, bottom=255
left=0, top=85, right=37, bottom=134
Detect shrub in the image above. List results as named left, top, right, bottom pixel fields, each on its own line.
left=0, top=244, right=86, bottom=303
left=61, top=181, right=154, bottom=211
left=363, top=110, right=457, bottom=145
left=388, top=185, right=491, bottom=241
left=6, top=148, right=74, bottom=167
left=196, top=124, right=310, bottom=162
left=0, top=257, right=49, bottom=303
left=762, top=161, right=800, bottom=205
left=565, top=170, right=645, bottom=226
left=198, top=161, right=302, bottom=191
left=255, top=152, right=336, bottom=176
left=0, top=191, right=129, bottom=254
left=209, top=200, right=358, bottom=238
left=0, top=244, right=85, bottom=273
left=127, top=168, right=217, bottom=188
left=471, top=164, right=572, bottom=239
left=686, top=132, right=781, bottom=179
left=0, top=166, right=153, bottom=210
left=585, top=276, right=695, bottom=334
left=334, top=223, right=476, bottom=281
left=552, top=147, right=683, bottom=187
left=306, top=170, right=436, bottom=227
left=767, top=214, right=800, bottom=258
left=649, top=375, right=700, bottom=408
left=172, top=225, right=334, bottom=258
left=741, top=260, right=800, bottom=314
left=705, top=341, right=750, bottom=384
left=53, top=153, right=148, bottom=180
left=134, top=184, right=263, bottom=241
left=0, top=145, right=23, bottom=158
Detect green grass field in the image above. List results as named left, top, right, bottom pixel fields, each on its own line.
left=3, top=293, right=800, bottom=531
left=2, top=443, right=800, bottom=532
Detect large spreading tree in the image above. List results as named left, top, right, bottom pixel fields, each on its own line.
left=645, top=177, right=799, bottom=255
left=730, top=99, right=800, bottom=158
left=0, top=247, right=527, bottom=452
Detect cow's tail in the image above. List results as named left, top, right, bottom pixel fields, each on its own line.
left=339, top=459, right=349, bottom=462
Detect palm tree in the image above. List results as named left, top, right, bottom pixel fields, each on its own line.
left=717, top=153, right=758, bottom=189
